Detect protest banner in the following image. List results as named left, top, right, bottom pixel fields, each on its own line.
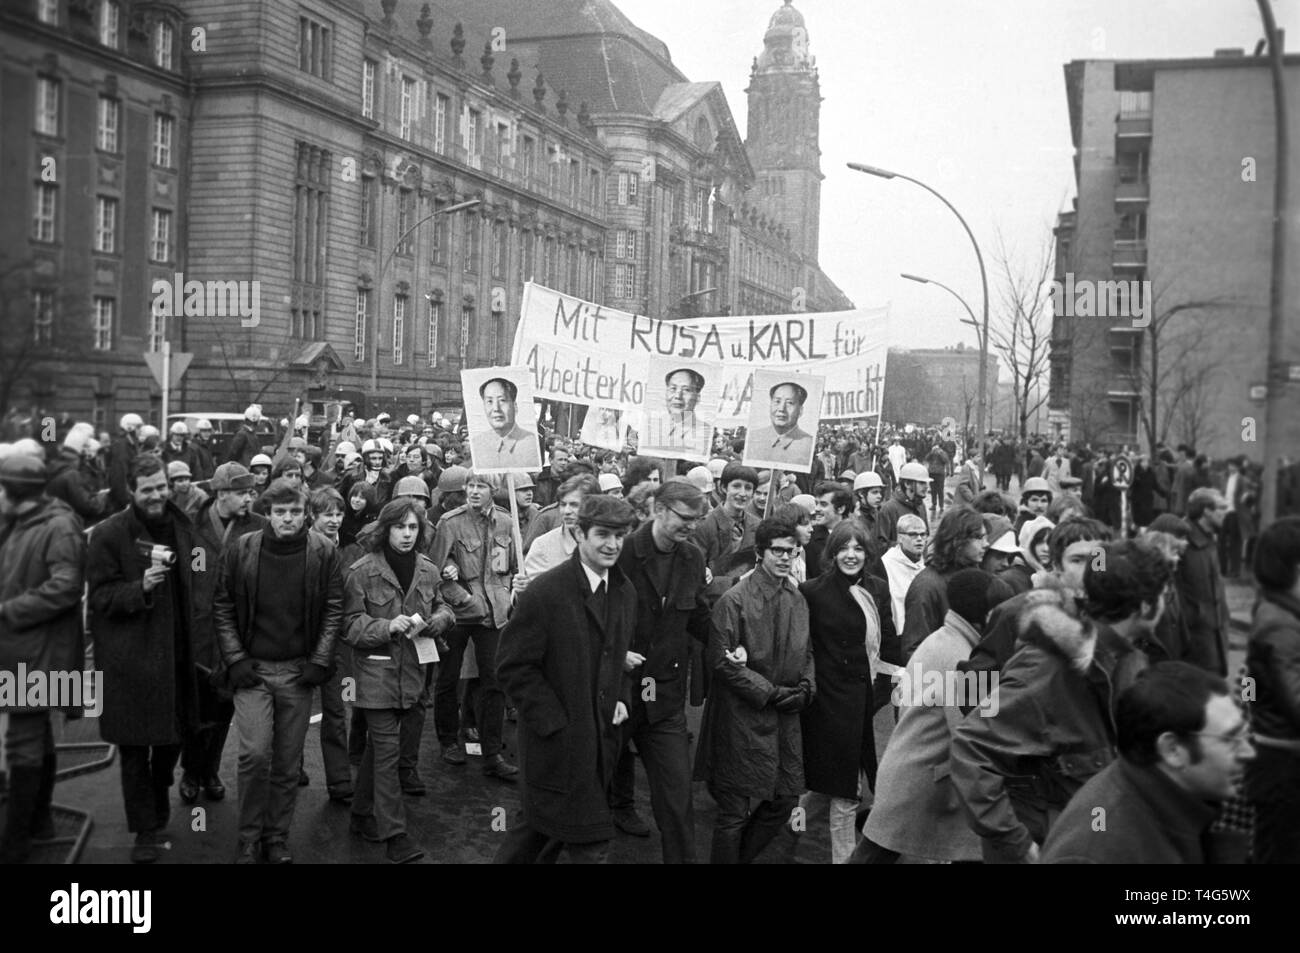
left=511, top=283, right=889, bottom=426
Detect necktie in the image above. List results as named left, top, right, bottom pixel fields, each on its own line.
left=591, top=579, right=608, bottom=629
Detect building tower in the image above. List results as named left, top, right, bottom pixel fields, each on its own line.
left=745, top=0, right=823, bottom=262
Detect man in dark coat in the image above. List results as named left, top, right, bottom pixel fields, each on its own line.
left=214, top=477, right=342, bottom=864
left=177, top=462, right=267, bottom=805
left=45, top=423, right=108, bottom=526
left=1178, top=488, right=1231, bottom=676
left=224, top=405, right=263, bottom=466
left=951, top=539, right=1169, bottom=862
left=1043, top=662, right=1248, bottom=863
left=607, top=480, right=712, bottom=862
left=87, top=453, right=202, bottom=863
left=495, top=495, right=638, bottom=863
left=0, top=456, right=86, bottom=864
left=695, top=515, right=815, bottom=864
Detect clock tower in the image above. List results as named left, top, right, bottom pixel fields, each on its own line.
left=745, top=1, right=823, bottom=262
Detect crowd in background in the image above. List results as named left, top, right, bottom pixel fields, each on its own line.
left=2, top=400, right=1299, bottom=865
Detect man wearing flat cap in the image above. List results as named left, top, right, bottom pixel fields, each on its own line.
left=471, top=377, right=537, bottom=466
left=644, top=367, right=713, bottom=458
left=496, top=494, right=638, bottom=863
left=746, top=381, right=816, bottom=468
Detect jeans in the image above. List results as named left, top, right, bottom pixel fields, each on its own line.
left=709, top=788, right=798, bottom=864
left=232, top=658, right=313, bottom=845
left=119, top=744, right=181, bottom=834
left=433, top=624, right=504, bottom=757
left=608, top=707, right=696, bottom=863
left=493, top=819, right=610, bottom=864
left=353, top=708, right=406, bottom=840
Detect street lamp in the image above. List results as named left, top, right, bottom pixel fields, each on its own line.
left=849, top=162, right=991, bottom=454
left=371, top=196, right=481, bottom=393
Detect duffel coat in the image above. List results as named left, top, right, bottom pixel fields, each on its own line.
left=497, top=553, right=636, bottom=844
left=694, top=565, right=815, bottom=799
left=87, top=503, right=200, bottom=745
left=342, top=549, right=456, bottom=710
left=0, top=497, right=86, bottom=713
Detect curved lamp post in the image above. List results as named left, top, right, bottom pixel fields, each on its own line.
left=371, top=196, right=481, bottom=393
left=849, top=162, right=990, bottom=453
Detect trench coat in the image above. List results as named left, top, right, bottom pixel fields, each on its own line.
left=87, top=503, right=200, bottom=745
left=497, top=554, right=636, bottom=843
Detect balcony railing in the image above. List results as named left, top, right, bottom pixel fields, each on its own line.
left=1113, top=232, right=1147, bottom=270
left=1114, top=179, right=1149, bottom=204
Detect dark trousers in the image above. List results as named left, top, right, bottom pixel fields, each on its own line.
left=397, top=665, right=435, bottom=774
left=353, top=708, right=406, bottom=840
left=493, top=819, right=609, bottom=864
left=319, top=663, right=351, bottom=793
left=1218, top=512, right=1243, bottom=577
left=709, top=788, right=798, bottom=864
left=1247, top=746, right=1300, bottom=864
left=608, top=707, right=696, bottom=863
left=119, top=744, right=181, bottom=834
left=433, top=624, right=504, bottom=757
left=180, top=675, right=234, bottom=781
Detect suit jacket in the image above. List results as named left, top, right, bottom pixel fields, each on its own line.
left=470, top=424, right=538, bottom=467
left=745, top=425, right=815, bottom=468
left=641, top=411, right=712, bottom=459
left=497, top=554, right=635, bottom=843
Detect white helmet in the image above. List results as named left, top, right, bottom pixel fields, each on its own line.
left=853, top=471, right=884, bottom=491
left=899, top=461, right=930, bottom=483
left=195, top=418, right=214, bottom=433
left=120, top=413, right=144, bottom=431
left=139, top=424, right=161, bottom=441
left=336, top=441, right=357, bottom=456
left=250, top=453, right=273, bottom=469
left=63, top=422, right=96, bottom=453
left=360, top=439, right=380, bottom=454
left=244, top=404, right=263, bottom=421
left=406, top=414, right=421, bottom=426
left=706, top=458, right=728, bottom=480
left=169, top=421, right=189, bottom=435
left=295, top=414, right=309, bottom=430
left=379, top=438, right=394, bottom=454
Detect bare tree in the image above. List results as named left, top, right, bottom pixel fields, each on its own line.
left=1133, top=288, right=1232, bottom=457
left=989, top=229, right=1053, bottom=441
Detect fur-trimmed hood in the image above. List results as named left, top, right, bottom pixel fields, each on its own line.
left=1016, top=588, right=1096, bottom=672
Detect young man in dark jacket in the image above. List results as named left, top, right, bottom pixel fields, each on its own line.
left=950, top=539, right=1171, bottom=862
left=495, top=495, right=638, bottom=863
left=607, top=479, right=712, bottom=862
left=214, top=477, right=343, bottom=864
left=1178, top=487, right=1231, bottom=676
left=0, top=455, right=86, bottom=864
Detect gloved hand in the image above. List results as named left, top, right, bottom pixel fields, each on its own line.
left=769, top=685, right=799, bottom=709
left=297, top=662, right=331, bottom=687
left=228, top=658, right=263, bottom=690
left=774, top=686, right=809, bottom=713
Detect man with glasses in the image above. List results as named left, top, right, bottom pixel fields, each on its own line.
left=695, top=516, right=815, bottom=864
left=607, top=479, right=713, bottom=860
left=1177, top=488, right=1231, bottom=676
left=1043, top=662, right=1252, bottom=863
left=645, top=368, right=713, bottom=459
left=952, top=539, right=1171, bottom=863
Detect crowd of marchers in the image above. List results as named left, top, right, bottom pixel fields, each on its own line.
left=1, top=404, right=1298, bottom=865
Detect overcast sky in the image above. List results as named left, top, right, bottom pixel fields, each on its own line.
left=614, top=0, right=1296, bottom=376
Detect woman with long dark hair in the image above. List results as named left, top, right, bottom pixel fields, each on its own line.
left=798, top=520, right=896, bottom=863
left=340, top=480, right=379, bottom=548
left=342, top=499, right=455, bottom=863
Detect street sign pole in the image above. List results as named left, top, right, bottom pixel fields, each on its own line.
left=161, top=339, right=171, bottom=427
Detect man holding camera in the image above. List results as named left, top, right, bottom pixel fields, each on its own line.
left=214, top=477, right=343, bottom=864
left=88, top=454, right=202, bottom=863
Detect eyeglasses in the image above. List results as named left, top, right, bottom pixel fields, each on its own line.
left=766, top=545, right=798, bottom=558
left=664, top=506, right=704, bottom=526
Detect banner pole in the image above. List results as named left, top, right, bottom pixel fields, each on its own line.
left=506, top=471, right=526, bottom=569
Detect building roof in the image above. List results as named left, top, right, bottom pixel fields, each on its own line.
left=651, top=82, right=720, bottom=122
left=385, top=0, right=687, bottom=114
